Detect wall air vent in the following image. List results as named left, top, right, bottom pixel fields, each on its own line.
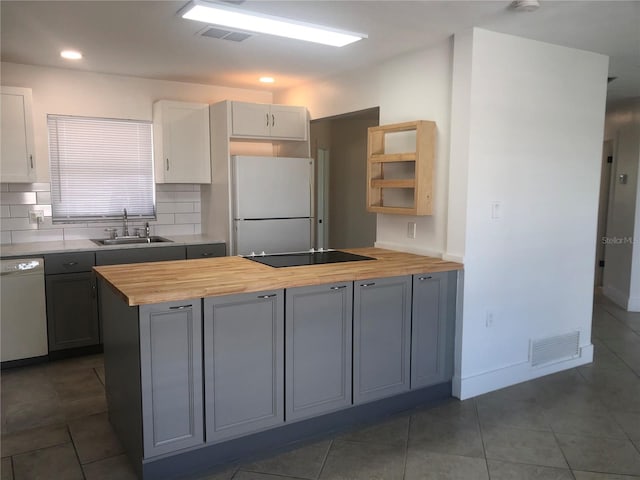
left=200, top=26, right=253, bottom=42
left=530, top=331, right=580, bottom=367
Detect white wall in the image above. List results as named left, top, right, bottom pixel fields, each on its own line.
left=452, top=29, right=608, bottom=398
left=0, top=62, right=272, bottom=242
left=276, top=39, right=454, bottom=258
left=603, top=98, right=640, bottom=311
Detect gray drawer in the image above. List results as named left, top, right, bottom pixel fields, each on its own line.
left=186, top=243, right=226, bottom=259
left=95, top=245, right=186, bottom=266
left=44, top=252, right=95, bottom=274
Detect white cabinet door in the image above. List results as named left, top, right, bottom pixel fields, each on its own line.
left=231, top=102, right=270, bottom=138
left=270, top=105, right=308, bottom=140
left=231, top=102, right=307, bottom=140
left=1, top=87, right=36, bottom=183
left=153, top=100, right=211, bottom=184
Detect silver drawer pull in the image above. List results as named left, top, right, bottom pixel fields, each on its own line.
left=418, top=276, right=433, bottom=281
left=201, top=252, right=214, bottom=257
left=360, top=282, right=376, bottom=287
left=258, top=294, right=277, bottom=299
left=169, top=305, right=191, bottom=310
left=330, top=285, right=347, bottom=290
left=63, top=261, right=78, bottom=267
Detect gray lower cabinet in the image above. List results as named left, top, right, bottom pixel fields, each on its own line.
left=95, top=245, right=186, bottom=265
left=139, top=299, right=203, bottom=458
left=353, top=275, right=412, bottom=404
left=285, top=282, right=353, bottom=421
left=45, top=272, right=99, bottom=351
left=411, top=271, right=457, bottom=389
left=203, top=290, right=284, bottom=443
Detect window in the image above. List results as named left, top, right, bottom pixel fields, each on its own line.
left=48, top=114, right=155, bottom=223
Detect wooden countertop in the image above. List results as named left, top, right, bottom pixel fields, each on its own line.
left=94, top=248, right=463, bottom=306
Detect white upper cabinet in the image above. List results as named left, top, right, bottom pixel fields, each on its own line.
left=1, top=86, right=36, bottom=183
left=153, top=100, right=211, bottom=184
left=231, top=102, right=308, bottom=140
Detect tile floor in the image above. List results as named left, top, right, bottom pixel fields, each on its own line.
left=1, top=292, right=639, bottom=480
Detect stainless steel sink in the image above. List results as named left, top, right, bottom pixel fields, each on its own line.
left=91, top=236, right=173, bottom=246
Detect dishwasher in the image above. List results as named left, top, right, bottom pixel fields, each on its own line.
left=1, top=257, right=48, bottom=363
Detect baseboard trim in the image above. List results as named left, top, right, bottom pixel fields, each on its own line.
left=453, top=344, right=594, bottom=400
left=628, top=295, right=640, bottom=312
left=602, top=284, right=629, bottom=310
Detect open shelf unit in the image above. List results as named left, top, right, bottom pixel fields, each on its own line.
left=366, top=120, right=435, bottom=215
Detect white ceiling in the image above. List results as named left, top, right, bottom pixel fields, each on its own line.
left=1, top=1, right=639, bottom=103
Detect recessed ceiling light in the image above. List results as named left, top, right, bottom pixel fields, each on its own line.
left=181, top=0, right=366, bottom=47
left=60, top=50, right=83, bottom=60
left=259, top=77, right=275, bottom=84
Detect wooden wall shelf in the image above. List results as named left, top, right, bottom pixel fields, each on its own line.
left=366, top=120, right=435, bottom=216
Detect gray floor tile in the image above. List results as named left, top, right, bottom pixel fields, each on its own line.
left=193, top=466, right=237, bottom=479
left=0, top=423, right=70, bottom=457
left=475, top=381, right=538, bottom=404
left=62, top=392, right=108, bottom=421
left=538, top=387, right=611, bottom=418
left=12, top=443, right=83, bottom=480
left=94, top=366, right=106, bottom=386
left=487, top=459, right=574, bottom=480
left=234, top=472, right=307, bottom=480
left=319, top=440, right=405, bottom=480
left=481, top=425, right=567, bottom=468
left=1, top=458, right=13, bottom=480
left=51, top=368, right=105, bottom=402
left=477, top=398, right=551, bottom=431
left=68, top=412, right=123, bottom=464
left=404, top=450, right=488, bottom=480
left=1, top=395, right=65, bottom=435
left=573, top=472, right=640, bottom=480
left=547, top=411, right=627, bottom=439
left=409, top=405, right=484, bottom=458
left=243, top=440, right=331, bottom=479
left=82, top=454, right=137, bottom=480
left=614, top=412, right=640, bottom=441
left=337, top=415, right=409, bottom=447
left=556, top=433, right=640, bottom=476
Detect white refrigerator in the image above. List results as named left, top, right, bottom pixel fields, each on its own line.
left=232, top=155, right=313, bottom=255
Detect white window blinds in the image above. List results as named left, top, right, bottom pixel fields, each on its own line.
left=48, top=115, right=155, bottom=223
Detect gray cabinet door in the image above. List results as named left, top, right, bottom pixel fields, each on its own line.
left=45, top=272, right=99, bottom=351
left=139, top=300, right=203, bottom=458
left=353, top=275, right=412, bottom=404
left=411, top=271, right=457, bottom=389
left=285, top=282, right=352, bottom=421
left=204, top=290, right=284, bottom=443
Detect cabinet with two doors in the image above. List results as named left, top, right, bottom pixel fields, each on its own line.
left=138, top=270, right=456, bottom=457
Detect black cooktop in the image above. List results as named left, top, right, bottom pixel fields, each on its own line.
left=245, top=250, right=375, bottom=268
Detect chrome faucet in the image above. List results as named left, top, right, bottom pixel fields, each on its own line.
left=122, top=208, right=129, bottom=237
left=145, top=222, right=150, bottom=238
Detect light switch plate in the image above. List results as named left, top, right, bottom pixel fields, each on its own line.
left=407, top=221, right=416, bottom=239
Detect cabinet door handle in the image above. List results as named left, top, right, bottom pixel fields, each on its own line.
left=90, top=281, right=97, bottom=298
left=169, top=304, right=191, bottom=310
left=29, top=154, right=34, bottom=169
left=258, top=293, right=277, bottom=299
left=271, top=114, right=275, bottom=127
left=166, top=158, right=170, bottom=171
left=63, top=261, right=78, bottom=267
left=201, top=252, right=214, bottom=257
left=266, top=113, right=270, bottom=126
left=418, top=276, right=433, bottom=281
left=330, top=285, right=347, bottom=290
left=360, top=282, right=376, bottom=287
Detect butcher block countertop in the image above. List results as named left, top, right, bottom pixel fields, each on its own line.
left=94, top=247, right=463, bottom=306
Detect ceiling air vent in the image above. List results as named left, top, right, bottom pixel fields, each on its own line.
left=200, top=26, right=253, bottom=42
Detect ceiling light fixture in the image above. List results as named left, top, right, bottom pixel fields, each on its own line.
left=509, top=0, right=541, bottom=12
left=60, top=50, right=83, bottom=60
left=181, top=0, right=366, bottom=47
left=259, top=77, right=275, bottom=83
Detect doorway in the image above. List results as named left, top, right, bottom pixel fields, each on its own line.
left=311, top=108, right=379, bottom=249
left=594, top=140, right=614, bottom=287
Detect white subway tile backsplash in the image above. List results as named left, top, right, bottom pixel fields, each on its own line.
left=154, top=224, right=195, bottom=236
left=8, top=183, right=50, bottom=192
left=1, top=192, right=36, bottom=205
left=175, top=213, right=201, bottom=225
left=1, top=183, right=202, bottom=244
left=12, top=229, right=64, bottom=243
left=36, top=192, right=51, bottom=204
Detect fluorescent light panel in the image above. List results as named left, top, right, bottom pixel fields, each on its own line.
left=182, top=0, right=366, bottom=47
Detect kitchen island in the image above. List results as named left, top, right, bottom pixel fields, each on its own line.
left=95, top=248, right=462, bottom=480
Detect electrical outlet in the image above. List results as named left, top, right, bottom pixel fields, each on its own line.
left=29, top=209, right=44, bottom=225
left=407, top=221, right=416, bottom=239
